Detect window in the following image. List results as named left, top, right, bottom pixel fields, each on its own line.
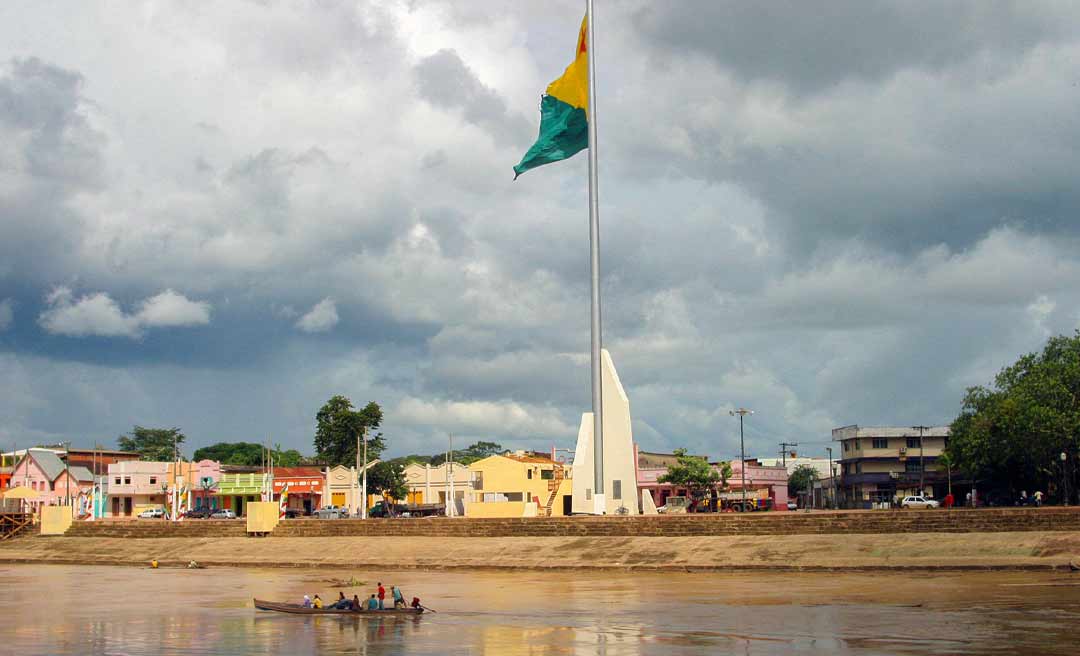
left=872, top=438, right=888, bottom=449
left=854, top=440, right=860, bottom=450
left=505, top=492, right=524, bottom=502
left=540, top=469, right=554, bottom=480
left=906, top=437, right=921, bottom=449
left=149, top=477, right=157, bottom=485
left=585, top=488, right=592, bottom=500
left=124, top=476, right=131, bottom=485
left=527, top=469, right=533, bottom=480
left=114, top=477, right=121, bottom=485
left=905, top=460, right=922, bottom=473
left=843, top=441, right=850, bottom=452
left=855, top=463, right=862, bottom=474
left=612, top=480, right=622, bottom=500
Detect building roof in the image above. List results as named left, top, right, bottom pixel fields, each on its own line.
left=832, top=425, right=950, bottom=440
left=69, top=466, right=94, bottom=482
left=502, top=453, right=560, bottom=465
left=27, top=449, right=67, bottom=482
left=637, top=451, right=707, bottom=469
left=271, top=467, right=324, bottom=478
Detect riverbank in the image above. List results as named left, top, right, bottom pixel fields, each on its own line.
left=3, top=531, right=1079, bottom=571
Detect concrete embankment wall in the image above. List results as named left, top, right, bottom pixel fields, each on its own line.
left=60, top=507, right=1080, bottom=540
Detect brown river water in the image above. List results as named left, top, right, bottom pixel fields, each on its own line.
left=1, top=565, right=1078, bottom=655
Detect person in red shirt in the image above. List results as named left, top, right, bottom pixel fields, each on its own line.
left=377, top=582, right=385, bottom=610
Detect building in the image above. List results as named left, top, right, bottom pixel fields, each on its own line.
left=756, top=456, right=836, bottom=480
left=9, top=449, right=94, bottom=512
left=323, top=461, right=382, bottom=514
left=636, top=449, right=790, bottom=511
left=272, top=466, right=324, bottom=515
left=186, top=460, right=223, bottom=511
left=833, top=424, right=950, bottom=508
left=403, top=462, right=471, bottom=515
left=63, top=448, right=140, bottom=475
left=467, top=452, right=572, bottom=518
left=571, top=349, right=640, bottom=515
left=106, top=461, right=171, bottom=517
left=215, top=470, right=269, bottom=516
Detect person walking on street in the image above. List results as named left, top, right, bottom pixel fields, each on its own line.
left=377, top=582, right=386, bottom=610
left=1034, top=490, right=1044, bottom=507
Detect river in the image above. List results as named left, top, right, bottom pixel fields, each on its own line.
left=1, top=565, right=1078, bottom=654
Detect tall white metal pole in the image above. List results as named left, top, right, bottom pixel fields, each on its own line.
left=448, top=433, right=455, bottom=517
left=361, top=426, right=368, bottom=519
left=585, top=0, right=605, bottom=516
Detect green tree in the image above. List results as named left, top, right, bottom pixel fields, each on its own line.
left=118, top=426, right=185, bottom=461
left=272, top=446, right=304, bottom=467
left=658, top=448, right=723, bottom=497
left=948, top=331, right=1080, bottom=502
left=313, top=396, right=385, bottom=467
left=788, top=464, right=817, bottom=499
left=367, top=461, right=408, bottom=501
left=430, top=440, right=505, bottom=466
left=193, top=442, right=264, bottom=466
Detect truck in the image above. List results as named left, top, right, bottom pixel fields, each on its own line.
left=717, top=491, right=773, bottom=512
left=369, top=501, right=446, bottom=518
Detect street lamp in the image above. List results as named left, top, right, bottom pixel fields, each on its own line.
left=1061, top=452, right=1069, bottom=506
left=912, top=426, right=929, bottom=497
left=730, top=408, right=753, bottom=510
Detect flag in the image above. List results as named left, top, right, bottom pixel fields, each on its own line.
left=513, top=16, right=589, bottom=178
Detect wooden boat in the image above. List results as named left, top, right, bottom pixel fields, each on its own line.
left=253, top=599, right=424, bottom=616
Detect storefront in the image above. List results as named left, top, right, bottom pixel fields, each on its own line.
left=215, top=472, right=267, bottom=516
left=271, top=467, right=324, bottom=515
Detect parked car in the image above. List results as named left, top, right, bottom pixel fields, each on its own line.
left=210, top=509, right=237, bottom=519
left=183, top=508, right=212, bottom=519
left=282, top=508, right=304, bottom=519
left=900, top=495, right=940, bottom=509
left=786, top=500, right=798, bottom=511
left=137, top=508, right=165, bottom=519
left=315, top=505, right=348, bottom=519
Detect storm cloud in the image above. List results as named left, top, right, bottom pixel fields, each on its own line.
left=2, top=1, right=1079, bottom=463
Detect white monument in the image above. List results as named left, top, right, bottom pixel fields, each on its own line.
left=571, top=349, right=640, bottom=514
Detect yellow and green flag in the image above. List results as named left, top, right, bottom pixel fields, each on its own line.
left=514, top=16, right=589, bottom=178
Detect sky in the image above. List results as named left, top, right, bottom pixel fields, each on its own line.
left=3, top=1, right=1080, bottom=462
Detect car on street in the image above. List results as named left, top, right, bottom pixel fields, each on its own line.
left=786, top=500, right=798, bottom=511
left=900, top=495, right=940, bottom=509
left=137, top=508, right=165, bottom=519
left=315, top=505, right=348, bottom=519
left=183, top=508, right=212, bottom=519
left=210, top=509, right=237, bottom=519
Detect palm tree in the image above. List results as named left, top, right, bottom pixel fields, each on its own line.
left=938, top=452, right=953, bottom=497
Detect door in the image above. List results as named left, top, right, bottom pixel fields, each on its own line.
left=124, top=497, right=133, bottom=516
left=112, top=497, right=120, bottom=517
left=331, top=493, right=345, bottom=507
left=562, top=495, right=572, bottom=516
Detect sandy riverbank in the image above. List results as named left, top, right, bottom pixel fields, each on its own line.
left=3, top=531, right=1079, bottom=571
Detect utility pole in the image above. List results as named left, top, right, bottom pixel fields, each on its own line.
left=361, top=426, right=368, bottom=519
left=779, top=442, right=798, bottom=468
left=730, top=408, right=754, bottom=510
left=826, top=446, right=834, bottom=509
left=913, top=425, right=929, bottom=497
left=64, top=441, right=71, bottom=509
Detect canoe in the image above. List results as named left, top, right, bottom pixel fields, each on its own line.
left=253, top=599, right=424, bottom=616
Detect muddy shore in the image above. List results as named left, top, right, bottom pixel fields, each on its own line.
left=3, top=531, right=1079, bottom=571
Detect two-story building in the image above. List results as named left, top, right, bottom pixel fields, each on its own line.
left=833, top=424, right=950, bottom=507
left=636, top=449, right=790, bottom=511
left=9, top=449, right=94, bottom=512
left=466, top=452, right=572, bottom=518
left=107, top=461, right=171, bottom=516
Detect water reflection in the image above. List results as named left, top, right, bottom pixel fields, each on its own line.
left=0, top=565, right=1078, bottom=655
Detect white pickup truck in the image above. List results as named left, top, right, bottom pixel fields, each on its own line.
left=315, top=505, right=349, bottom=519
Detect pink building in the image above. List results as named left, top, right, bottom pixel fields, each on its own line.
left=9, top=449, right=94, bottom=513
left=636, top=447, right=790, bottom=511
left=188, top=460, right=222, bottom=511
left=107, top=461, right=170, bottom=517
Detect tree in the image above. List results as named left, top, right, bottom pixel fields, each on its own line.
left=272, top=446, right=304, bottom=467
left=313, top=396, right=385, bottom=467
left=193, top=442, right=264, bottom=466
left=430, top=440, right=505, bottom=466
left=658, top=448, right=722, bottom=498
left=788, top=464, right=817, bottom=500
left=367, top=461, right=408, bottom=501
left=937, top=451, right=954, bottom=497
left=118, top=426, right=185, bottom=461
left=948, top=331, right=1080, bottom=503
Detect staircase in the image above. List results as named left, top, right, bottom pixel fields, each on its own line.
left=542, top=468, right=565, bottom=517
left=64, top=519, right=247, bottom=538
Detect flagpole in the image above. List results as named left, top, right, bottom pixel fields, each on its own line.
left=585, top=0, right=605, bottom=515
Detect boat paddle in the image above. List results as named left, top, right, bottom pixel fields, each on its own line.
left=421, top=605, right=437, bottom=613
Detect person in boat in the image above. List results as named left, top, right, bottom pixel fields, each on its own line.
left=312, top=594, right=323, bottom=609
left=332, top=591, right=351, bottom=609
left=352, top=594, right=361, bottom=611
left=302, top=595, right=312, bottom=608
left=391, top=586, right=406, bottom=609
left=366, top=594, right=379, bottom=611
left=377, top=582, right=386, bottom=610
left=411, top=597, right=422, bottom=610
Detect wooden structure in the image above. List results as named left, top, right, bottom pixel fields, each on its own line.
left=0, top=512, right=33, bottom=541
left=253, top=599, right=423, bottom=616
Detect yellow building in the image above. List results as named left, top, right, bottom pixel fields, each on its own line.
left=466, top=453, right=572, bottom=518
left=403, top=462, right=470, bottom=515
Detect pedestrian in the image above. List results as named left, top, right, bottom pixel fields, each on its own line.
left=1034, top=490, right=1044, bottom=507
left=377, top=581, right=386, bottom=610
left=1020, top=490, right=1028, bottom=506
left=943, top=492, right=954, bottom=509
left=965, top=491, right=972, bottom=508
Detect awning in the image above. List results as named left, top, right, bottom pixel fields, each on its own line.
left=0, top=486, right=38, bottom=500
